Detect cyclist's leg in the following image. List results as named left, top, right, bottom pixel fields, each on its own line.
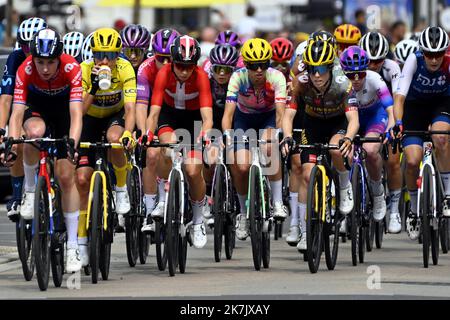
left=286, top=154, right=301, bottom=242
left=7, top=143, right=24, bottom=220
left=141, top=147, right=159, bottom=230
left=298, top=162, right=315, bottom=250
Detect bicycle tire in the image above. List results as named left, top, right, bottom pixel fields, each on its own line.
left=306, top=165, right=323, bottom=273
left=33, top=175, right=51, bottom=291
left=125, top=167, right=140, bottom=267
left=421, top=165, right=433, bottom=268
left=155, top=219, right=167, bottom=270
left=440, top=218, right=449, bottom=254
left=350, top=167, right=361, bottom=267
left=138, top=219, right=151, bottom=264
left=224, top=214, right=235, bottom=260
left=51, top=184, right=64, bottom=288
left=261, top=178, right=271, bottom=269
left=99, top=193, right=113, bottom=280
left=366, top=215, right=375, bottom=252
left=375, top=220, right=384, bottom=249
left=17, top=217, right=34, bottom=281
left=213, top=165, right=225, bottom=262
left=166, top=170, right=181, bottom=277
left=89, top=174, right=102, bottom=283
left=178, top=233, right=188, bottom=274
left=249, top=166, right=262, bottom=271
left=324, top=171, right=340, bottom=271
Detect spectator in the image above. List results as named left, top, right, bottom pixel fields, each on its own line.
left=355, top=8, right=367, bottom=34
left=198, top=26, right=217, bottom=66
left=389, top=21, right=406, bottom=46
left=236, top=4, right=257, bottom=41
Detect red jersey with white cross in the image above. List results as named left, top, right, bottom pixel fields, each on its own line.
left=150, top=63, right=212, bottom=110
left=13, top=53, right=83, bottom=105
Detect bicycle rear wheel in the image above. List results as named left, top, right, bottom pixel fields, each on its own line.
left=249, top=166, right=262, bottom=271
left=125, top=167, right=140, bottom=267
left=138, top=218, right=151, bottom=264
left=324, top=172, right=340, bottom=271
left=155, top=219, right=167, bottom=270
left=261, top=178, right=271, bottom=269
left=89, top=174, right=103, bottom=283
left=33, top=175, right=51, bottom=291
left=165, top=170, right=181, bottom=277
left=306, top=166, right=324, bottom=273
left=17, top=217, right=34, bottom=281
left=178, top=233, right=188, bottom=274
left=213, top=165, right=225, bottom=262
left=100, top=193, right=113, bottom=280
left=375, top=219, right=384, bottom=249
left=440, top=218, right=449, bottom=254
left=366, top=215, right=375, bottom=252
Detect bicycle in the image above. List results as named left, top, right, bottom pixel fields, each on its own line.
left=4, top=137, right=70, bottom=291
left=347, top=135, right=383, bottom=266
left=296, top=142, right=342, bottom=273
left=210, top=139, right=237, bottom=262
left=80, top=139, right=124, bottom=283
left=395, top=130, right=450, bottom=268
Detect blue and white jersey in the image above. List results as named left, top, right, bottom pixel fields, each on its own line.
left=1, top=49, right=27, bottom=96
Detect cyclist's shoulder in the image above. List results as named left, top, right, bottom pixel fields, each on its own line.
left=137, top=56, right=156, bottom=74
left=330, top=67, right=352, bottom=92
left=116, top=57, right=135, bottom=73
left=266, top=67, right=287, bottom=83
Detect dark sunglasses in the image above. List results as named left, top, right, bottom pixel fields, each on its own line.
left=270, top=61, right=290, bottom=69
left=345, top=71, right=367, bottom=80
left=123, top=47, right=145, bottom=58
left=246, top=61, right=270, bottom=71
left=369, top=59, right=384, bottom=65
left=155, top=54, right=171, bottom=64
left=21, top=44, right=30, bottom=54
left=307, top=64, right=331, bottom=75
left=212, top=64, right=234, bottom=74
left=423, top=51, right=445, bottom=59
left=174, top=62, right=195, bottom=71
left=93, top=51, right=120, bottom=60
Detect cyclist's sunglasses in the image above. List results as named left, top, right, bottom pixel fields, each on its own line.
left=423, top=51, right=446, bottom=59
left=270, top=61, right=290, bottom=69
left=123, top=47, right=145, bottom=58
left=174, top=62, right=195, bottom=71
left=246, top=61, right=270, bottom=71
left=93, top=51, right=120, bottom=60
left=345, top=71, right=367, bottom=80
left=307, top=64, right=330, bottom=75
left=155, top=54, right=171, bottom=64
left=212, top=64, right=234, bottom=74
left=21, top=44, right=30, bottom=54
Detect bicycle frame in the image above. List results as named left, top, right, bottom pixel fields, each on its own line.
left=210, top=144, right=233, bottom=213
left=37, top=149, right=56, bottom=234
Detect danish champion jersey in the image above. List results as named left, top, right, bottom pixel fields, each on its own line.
left=398, top=51, right=450, bottom=100
left=150, top=63, right=212, bottom=110
left=14, top=54, right=83, bottom=105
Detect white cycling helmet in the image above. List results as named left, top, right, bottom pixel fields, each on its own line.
left=295, top=40, right=308, bottom=58
left=419, top=26, right=449, bottom=53
left=63, top=31, right=84, bottom=58
left=81, top=32, right=94, bottom=61
left=17, top=17, right=47, bottom=45
left=359, top=32, right=389, bottom=60
left=394, top=39, right=419, bottom=64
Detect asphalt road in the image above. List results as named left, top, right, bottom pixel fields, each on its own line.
left=1, top=205, right=450, bottom=300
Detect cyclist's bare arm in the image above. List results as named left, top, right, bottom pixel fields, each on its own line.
left=123, top=101, right=136, bottom=133
left=145, top=104, right=161, bottom=135
left=0, top=94, right=12, bottom=130
left=200, top=107, right=213, bottom=133
left=222, top=101, right=236, bottom=131
left=69, top=101, right=83, bottom=146
left=344, top=109, right=359, bottom=141
left=136, top=102, right=148, bottom=133
left=282, top=108, right=296, bottom=138
left=8, top=103, right=26, bottom=140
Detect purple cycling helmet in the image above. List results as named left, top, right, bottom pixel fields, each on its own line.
left=340, top=45, right=369, bottom=72
left=152, top=28, right=179, bottom=55
left=215, top=30, right=241, bottom=48
left=210, top=44, right=239, bottom=66
left=121, top=24, right=151, bottom=48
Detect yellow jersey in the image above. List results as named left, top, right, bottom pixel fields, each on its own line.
left=81, top=57, right=136, bottom=118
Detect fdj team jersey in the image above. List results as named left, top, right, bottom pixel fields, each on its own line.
left=290, top=66, right=357, bottom=118
left=81, top=57, right=136, bottom=118
left=398, top=51, right=450, bottom=100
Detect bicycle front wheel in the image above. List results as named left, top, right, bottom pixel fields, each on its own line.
left=33, top=175, right=51, bottom=291
left=248, top=166, right=262, bottom=271
left=421, top=165, right=434, bottom=268
left=324, top=171, right=340, bottom=271
left=165, top=170, right=181, bottom=277
left=89, top=174, right=103, bottom=283
left=125, top=167, right=140, bottom=267
left=50, top=184, right=64, bottom=288
left=440, top=217, right=449, bottom=254
left=212, top=165, right=225, bottom=262
left=306, top=166, right=324, bottom=273
left=155, top=219, right=167, bottom=270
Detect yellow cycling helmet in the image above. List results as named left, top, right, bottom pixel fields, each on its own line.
left=295, top=32, right=310, bottom=44
left=91, top=28, right=122, bottom=52
left=241, top=38, right=273, bottom=62
left=334, top=24, right=362, bottom=44
left=302, top=40, right=335, bottom=66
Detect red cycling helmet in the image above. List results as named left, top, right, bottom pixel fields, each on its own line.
left=170, top=35, right=201, bottom=64
left=270, top=37, right=294, bottom=62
